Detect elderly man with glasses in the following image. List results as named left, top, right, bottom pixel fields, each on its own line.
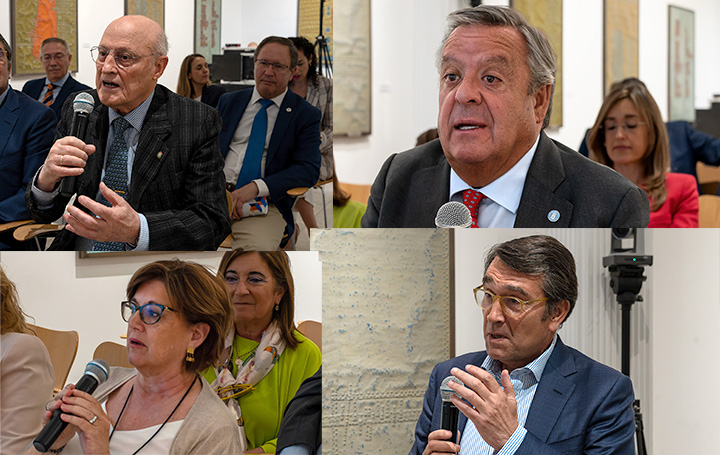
left=216, top=36, right=321, bottom=250
left=21, top=37, right=91, bottom=123
left=411, top=235, right=635, bottom=455
left=26, top=15, right=230, bottom=251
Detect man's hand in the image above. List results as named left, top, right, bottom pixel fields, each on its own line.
left=423, top=429, right=461, bottom=455
left=449, top=366, right=519, bottom=451
left=37, top=137, right=96, bottom=192
left=64, top=182, right=140, bottom=244
left=230, top=182, right=260, bottom=219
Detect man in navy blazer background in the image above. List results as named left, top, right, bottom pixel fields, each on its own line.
left=217, top=36, right=320, bottom=250
left=0, top=34, right=56, bottom=249
left=21, top=37, right=91, bottom=122
left=411, top=235, right=635, bottom=455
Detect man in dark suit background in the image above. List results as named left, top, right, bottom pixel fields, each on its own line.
left=0, top=34, right=56, bottom=250
left=218, top=36, right=320, bottom=250
left=21, top=37, right=91, bottom=122
left=362, top=5, right=649, bottom=228
left=412, top=235, right=635, bottom=455
left=26, top=15, right=230, bottom=251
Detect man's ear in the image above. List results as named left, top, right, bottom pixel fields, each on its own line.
left=533, top=84, right=552, bottom=125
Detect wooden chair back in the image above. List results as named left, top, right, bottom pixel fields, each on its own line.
left=28, top=324, right=79, bottom=393
left=93, top=341, right=133, bottom=368
left=297, top=320, right=322, bottom=352
left=699, top=194, right=720, bottom=227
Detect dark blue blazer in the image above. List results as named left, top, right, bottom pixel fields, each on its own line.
left=217, top=89, right=321, bottom=238
left=21, top=74, right=92, bottom=121
left=0, top=88, right=56, bottom=224
left=410, top=337, right=635, bottom=455
left=201, top=84, right=226, bottom=109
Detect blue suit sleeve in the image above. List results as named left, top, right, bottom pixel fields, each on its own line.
left=685, top=121, right=720, bottom=167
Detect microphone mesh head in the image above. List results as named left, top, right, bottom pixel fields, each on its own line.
left=73, top=92, right=95, bottom=115
left=85, top=359, right=110, bottom=384
left=439, top=375, right=465, bottom=402
left=435, top=201, right=472, bottom=228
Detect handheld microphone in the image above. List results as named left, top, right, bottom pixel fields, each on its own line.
left=439, top=375, right=464, bottom=444
left=59, top=92, right=95, bottom=197
left=435, top=202, right=472, bottom=228
left=33, top=359, right=109, bottom=452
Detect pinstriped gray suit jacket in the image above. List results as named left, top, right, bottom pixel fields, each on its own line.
left=362, top=132, right=650, bottom=228
left=25, top=84, right=231, bottom=250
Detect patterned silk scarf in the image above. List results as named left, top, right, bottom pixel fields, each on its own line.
left=209, top=321, right=286, bottom=451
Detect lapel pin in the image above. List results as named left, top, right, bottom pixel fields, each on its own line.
left=286, top=107, right=292, bottom=113
left=157, top=151, right=163, bottom=159
left=547, top=210, right=560, bottom=223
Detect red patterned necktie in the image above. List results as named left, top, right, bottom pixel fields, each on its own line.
left=42, top=83, right=54, bottom=106
left=462, top=189, right=486, bottom=228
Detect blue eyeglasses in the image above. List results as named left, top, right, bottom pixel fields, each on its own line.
left=121, top=301, right=178, bottom=325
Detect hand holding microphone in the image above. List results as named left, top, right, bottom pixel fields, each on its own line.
left=422, top=376, right=464, bottom=455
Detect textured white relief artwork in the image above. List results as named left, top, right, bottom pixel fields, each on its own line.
left=314, top=229, right=451, bottom=455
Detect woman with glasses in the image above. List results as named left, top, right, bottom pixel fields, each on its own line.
left=176, top=53, right=226, bottom=108
left=587, top=78, right=698, bottom=227
left=26, top=260, right=242, bottom=455
left=203, top=251, right=322, bottom=454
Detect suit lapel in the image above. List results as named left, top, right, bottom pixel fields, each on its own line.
left=267, top=90, right=297, bottom=167
left=405, top=141, right=451, bottom=227
left=0, top=89, right=19, bottom=158
left=515, top=132, right=573, bottom=227
left=220, top=90, right=251, bottom=158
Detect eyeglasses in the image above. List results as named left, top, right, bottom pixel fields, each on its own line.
left=473, top=285, right=547, bottom=317
left=121, top=301, right=178, bottom=325
left=601, top=121, right=646, bottom=136
left=255, top=59, right=290, bottom=72
left=91, top=46, right=159, bottom=68
left=41, top=53, right=68, bottom=62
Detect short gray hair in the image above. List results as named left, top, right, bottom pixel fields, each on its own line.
left=151, top=29, right=169, bottom=56
left=439, top=6, right=556, bottom=129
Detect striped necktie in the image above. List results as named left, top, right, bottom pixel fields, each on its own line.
left=462, top=189, right=486, bottom=228
left=42, top=83, right=55, bottom=106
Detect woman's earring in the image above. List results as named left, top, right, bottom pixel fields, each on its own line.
left=274, top=304, right=279, bottom=312
left=186, top=346, right=195, bottom=362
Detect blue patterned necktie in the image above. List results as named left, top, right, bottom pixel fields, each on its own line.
left=235, top=99, right=273, bottom=189
left=92, top=117, right=130, bottom=252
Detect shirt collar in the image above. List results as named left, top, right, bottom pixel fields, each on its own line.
left=108, top=90, right=155, bottom=132
left=482, top=332, right=558, bottom=383
left=251, top=86, right=287, bottom=108
left=449, top=134, right=541, bottom=214
left=45, top=72, right=70, bottom=89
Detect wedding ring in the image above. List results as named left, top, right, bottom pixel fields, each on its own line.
left=45, top=400, right=53, bottom=411
left=88, top=415, right=98, bottom=425
left=60, top=155, right=64, bottom=166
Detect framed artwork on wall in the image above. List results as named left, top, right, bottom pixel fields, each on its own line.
left=668, top=5, right=695, bottom=122
left=603, top=0, right=638, bottom=95
left=194, top=0, right=221, bottom=64
left=125, top=0, right=165, bottom=30
left=10, top=0, right=79, bottom=76
left=511, top=0, right=563, bottom=128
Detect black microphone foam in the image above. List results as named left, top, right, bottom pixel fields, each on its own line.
left=435, top=202, right=472, bottom=228
left=439, top=375, right=464, bottom=444
left=33, top=359, right=109, bottom=452
left=59, top=92, right=95, bottom=198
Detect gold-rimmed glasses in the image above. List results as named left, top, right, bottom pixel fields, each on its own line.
left=473, top=285, right=547, bottom=317
left=91, top=46, right=159, bottom=68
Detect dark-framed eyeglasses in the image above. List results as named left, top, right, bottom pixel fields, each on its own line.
left=121, top=300, right=178, bottom=325
left=473, top=285, right=548, bottom=317
left=254, top=59, right=290, bottom=72
left=91, top=46, right=159, bottom=68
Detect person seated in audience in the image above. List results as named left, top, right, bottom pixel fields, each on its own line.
left=0, top=34, right=56, bottom=250
left=25, top=260, right=242, bottom=454
left=176, top=53, right=226, bottom=108
left=276, top=367, right=321, bottom=455
left=21, top=37, right=91, bottom=123
left=288, top=36, right=334, bottom=234
left=587, top=78, right=698, bottom=227
left=204, top=251, right=322, bottom=453
left=1, top=266, right=55, bottom=454
left=332, top=164, right=366, bottom=228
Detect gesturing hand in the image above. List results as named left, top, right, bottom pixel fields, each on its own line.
left=64, top=182, right=140, bottom=244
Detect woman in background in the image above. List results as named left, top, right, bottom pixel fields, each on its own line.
left=1, top=266, right=54, bottom=455
left=205, top=251, right=322, bottom=453
left=177, top=53, right=226, bottom=108
left=588, top=78, right=698, bottom=227
left=332, top=163, right=366, bottom=228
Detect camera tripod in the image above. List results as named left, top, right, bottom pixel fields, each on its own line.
left=314, top=0, right=333, bottom=78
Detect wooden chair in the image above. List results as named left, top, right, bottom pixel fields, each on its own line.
left=28, top=324, right=79, bottom=394
left=93, top=341, right=133, bottom=368
left=699, top=194, right=720, bottom=227
left=297, top=320, right=322, bottom=352
left=220, top=190, right=234, bottom=249
left=697, top=162, right=720, bottom=195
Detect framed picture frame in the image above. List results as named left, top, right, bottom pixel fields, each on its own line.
left=668, top=5, right=695, bottom=122
left=125, top=0, right=165, bottom=30
left=10, top=0, right=79, bottom=76
left=603, top=0, right=638, bottom=95
left=194, top=0, right=222, bottom=64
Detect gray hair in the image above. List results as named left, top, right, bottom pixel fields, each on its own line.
left=438, top=5, right=557, bottom=129
left=483, top=235, right=577, bottom=323
left=151, top=29, right=169, bottom=56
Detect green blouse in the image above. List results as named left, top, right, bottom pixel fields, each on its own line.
left=202, top=330, right=322, bottom=453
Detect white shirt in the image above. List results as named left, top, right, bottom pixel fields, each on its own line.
left=449, top=134, right=540, bottom=227
left=37, top=72, right=70, bottom=102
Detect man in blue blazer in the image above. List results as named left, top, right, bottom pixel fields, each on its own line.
left=21, top=37, right=91, bottom=122
left=0, top=34, right=56, bottom=249
left=411, top=235, right=635, bottom=455
left=217, top=36, right=320, bottom=250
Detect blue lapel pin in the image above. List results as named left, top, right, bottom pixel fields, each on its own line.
left=547, top=210, right=560, bottom=223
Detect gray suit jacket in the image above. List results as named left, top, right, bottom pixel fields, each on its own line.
left=362, top=132, right=650, bottom=228
left=25, top=84, right=231, bottom=250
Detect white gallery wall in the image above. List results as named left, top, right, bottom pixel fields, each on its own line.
left=0, top=0, right=298, bottom=95
left=0, top=251, right=322, bottom=384
left=334, top=0, right=720, bottom=188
